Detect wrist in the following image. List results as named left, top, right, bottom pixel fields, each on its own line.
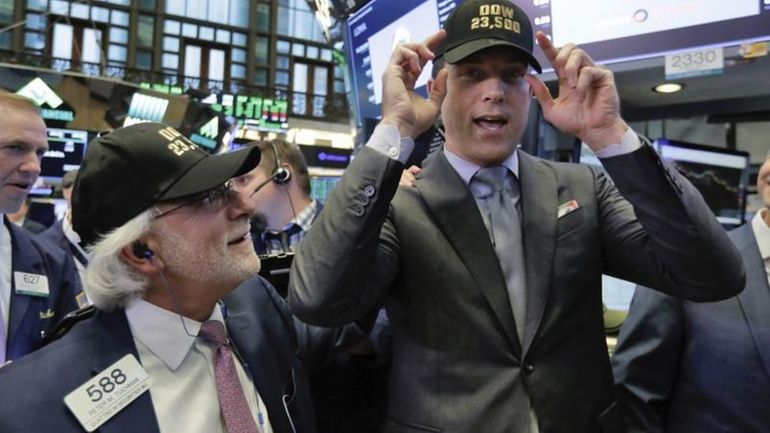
left=380, top=116, right=415, bottom=140
left=582, top=120, right=629, bottom=152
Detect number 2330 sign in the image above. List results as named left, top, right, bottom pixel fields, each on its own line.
left=665, top=47, right=724, bottom=79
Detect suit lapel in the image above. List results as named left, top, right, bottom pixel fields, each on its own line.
left=417, top=151, right=521, bottom=354
left=93, top=310, right=160, bottom=433
left=732, top=224, right=770, bottom=379
left=6, top=220, right=43, bottom=351
left=226, top=307, right=287, bottom=404
left=517, top=151, right=557, bottom=356
left=224, top=288, right=295, bottom=433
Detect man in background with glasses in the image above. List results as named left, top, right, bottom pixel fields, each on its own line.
left=613, top=149, right=770, bottom=433
left=0, top=122, right=370, bottom=433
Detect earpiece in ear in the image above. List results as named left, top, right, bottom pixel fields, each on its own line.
left=273, top=166, right=291, bottom=184
left=269, top=141, right=291, bottom=185
left=132, top=242, right=154, bottom=260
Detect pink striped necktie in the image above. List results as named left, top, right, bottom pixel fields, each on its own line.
left=199, top=320, right=262, bottom=433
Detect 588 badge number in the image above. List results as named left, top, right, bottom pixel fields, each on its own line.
left=86, top=368, right=127, bottom=402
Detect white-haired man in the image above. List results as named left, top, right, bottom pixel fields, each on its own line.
left=0, top=122, right=367, bottom=433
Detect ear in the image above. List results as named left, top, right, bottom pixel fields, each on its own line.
left=120, top=242, right=164, bottom=276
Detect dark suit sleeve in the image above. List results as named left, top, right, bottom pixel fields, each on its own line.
left=599, top=144, right=744, bottom=301
left=289, top=147, right=404, bottom=326
left=611, top=286, right=684, bottom=433
left=260, top=279, right=377, bottom=370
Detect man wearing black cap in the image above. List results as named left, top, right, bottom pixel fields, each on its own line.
left=289, top=0, right=744, bottom=432
left=0, top=122, right=367, bottom=433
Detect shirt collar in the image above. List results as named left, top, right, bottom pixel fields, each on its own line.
left=125, top=297, right=224, bottom=371
left=62, top=212, right=90, bottom=259
left=443, top=146, right=520, bottom=186
left=751, top=209, right=770, bottom=261
left=282, top=199, right=319, bottom=233
left=0, top=214, right=9, bottom=248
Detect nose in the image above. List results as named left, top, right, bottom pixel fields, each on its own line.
left=19, top=151, right=42, bottom=178
left=228, top=183, right=258, bottom=220
left=481, top=77, right=506, bottom=103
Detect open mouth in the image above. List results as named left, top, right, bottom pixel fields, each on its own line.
left=7, top=181, right=31, bottom=190
left=473, top=115, right=508, bottom=130
left=227, top=231, right=251, bottom=246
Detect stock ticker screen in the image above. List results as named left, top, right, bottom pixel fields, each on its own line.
left=31, top=128, right=89, bottom=196
left=656, top=139, right=750, bottom=227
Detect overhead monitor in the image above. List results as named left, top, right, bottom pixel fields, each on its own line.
left=655, top=138, right=750, bottom=227
left=345, top=0, right=446, bottom=127
left=345, top=0, right=770, bottom=126
left=31, top=128, right=89, bottom=196
left=123, top=92, right=170, bottom=126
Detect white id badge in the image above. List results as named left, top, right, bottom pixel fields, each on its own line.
left=64, top=354, right=152, bottom=432
left=13, top=272, right=49, bottom=297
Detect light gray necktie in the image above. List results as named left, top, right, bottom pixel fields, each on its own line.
left=471, top=167, right=536, bottom=432
left=471, top=166, right=528, bottom=344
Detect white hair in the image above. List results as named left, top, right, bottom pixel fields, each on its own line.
left=83, top=209, right=156, bottom=310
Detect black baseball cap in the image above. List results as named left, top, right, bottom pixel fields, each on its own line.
left=434, top=0, right=542, bottom=73
left=72, top=122, right=260, bottom=247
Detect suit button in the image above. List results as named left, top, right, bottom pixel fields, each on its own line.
left=355, top=194, right=370, bottom=207
left=363, top=184, right=376, bottom=197
left=352, top=205, right=365, bottom=217
left=522, top=364, right=534, bottom=375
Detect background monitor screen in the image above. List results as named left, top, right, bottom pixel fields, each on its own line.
left=32, top=128, right=89, bottom=196
left=656, top=139, right=749, bottom=226
left=123, top=92, right=170, bottom=126
left=310, top=176, right=341, bottom=203
left=346, top=0, right=445, bottom=127
left=345, top=0, right=770, bottom=126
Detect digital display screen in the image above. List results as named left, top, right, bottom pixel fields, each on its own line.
left=300, top=145, right=353, bottom=169
left=123, top=93, right=170, bottom=126
left=346, top=0, right=770, bottom=127
left=201, top=93, right=289, bottom=132
left=310, top=176, right=342, bottom=203
left=346, top=0, right=446, bottom=126
left=656, top=139, right=749, bottom=226
left=31, top=128, right=89, bottom=196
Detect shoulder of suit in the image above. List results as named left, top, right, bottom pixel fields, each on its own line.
left=40, top=304, right=98, bottom=346
left=13, top=224, right=70, bottom=266
left=1, top=305, right=98, bottom=376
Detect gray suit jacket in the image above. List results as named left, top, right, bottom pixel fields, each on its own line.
left=289, top=144, right=744, bottom=433
left=612, top=223, right=770, bottom=433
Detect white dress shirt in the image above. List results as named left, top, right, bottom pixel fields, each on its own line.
left=751, top=209, right=770, bottom=285
left=1, top=216, right=12, bottom=362
left=125, top=298, right=273, bottom=433
left=62, top=211, right=89, bottom=278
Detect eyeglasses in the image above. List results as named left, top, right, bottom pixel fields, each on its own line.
left=154, top=180, right=234, bottom=219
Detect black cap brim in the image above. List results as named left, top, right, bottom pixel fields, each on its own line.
left=160, top=145, right=261, bottom=201
left=442, top=39, right=543, bottom=73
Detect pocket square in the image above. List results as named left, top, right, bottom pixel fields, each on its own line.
left=557, top=200, right=580, bottom=219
